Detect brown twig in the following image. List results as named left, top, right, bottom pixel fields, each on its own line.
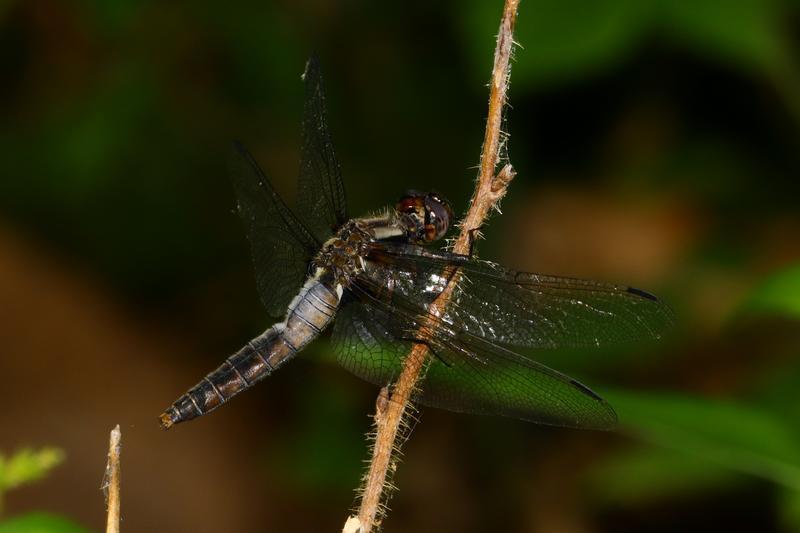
left=102, top=425, right=121, bottom=533
left=346, top=1, right=520, bottom=531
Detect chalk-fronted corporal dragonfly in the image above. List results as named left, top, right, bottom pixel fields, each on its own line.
left=160, top=58, right=672, bottom=430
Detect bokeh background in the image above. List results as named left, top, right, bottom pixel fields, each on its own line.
left=1, top=0, right=799, bottom=531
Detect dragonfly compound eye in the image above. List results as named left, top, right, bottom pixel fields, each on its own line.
left=422, top=192, right=453, bottom=242
left=396, top=191, right=427, bottom=242
left=396, top=191, right=425, bottom=215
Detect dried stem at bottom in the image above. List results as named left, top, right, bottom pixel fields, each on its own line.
left=103, top=425, right=121, bottom=533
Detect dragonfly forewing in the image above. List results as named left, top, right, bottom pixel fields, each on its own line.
left=296, top=56, right=348, bottom=243
left=230, top=142, right=320, bottom=318
left=366, top=242, right=674, bottom=349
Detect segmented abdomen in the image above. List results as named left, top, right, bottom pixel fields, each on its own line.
left=160, top=275, right=339, bottom=428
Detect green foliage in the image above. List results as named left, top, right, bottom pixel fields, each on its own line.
left=264, top=362, right=365, bottom=493
left=462, top=0, right=647, bottom=86
left=0, top=448, right=64, bottom=497
left=779, top=489, right=800, bottom=532
left=588, top=445, right=742, bottom=505
left=0, top=449, right=83, bottom=533
left=606, top=389, right=800, bottom=489
left=461, top=0, right=794, bottom=88
left=741, top=264, right=800, bottom=319
left=657, top=0, right=788, bottom=73
left=0, top=512, right=87, bottom=533
left=269, top=395, right=364, bottom=493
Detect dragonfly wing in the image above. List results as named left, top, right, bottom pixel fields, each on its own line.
left=366, top=242, right=674, bottom=349
left=296, top=56, right=348, bottom=243
left=230, top=142, right=319, bottom=317
left=333, top=278, right=617, bottom=430
left=332, top=291, right=410, bottom=389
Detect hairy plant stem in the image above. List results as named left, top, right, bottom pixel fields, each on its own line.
left=346, top=1, right=520, bottom=531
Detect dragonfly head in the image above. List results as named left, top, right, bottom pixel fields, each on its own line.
left=396, top=190, right=454, bottom=244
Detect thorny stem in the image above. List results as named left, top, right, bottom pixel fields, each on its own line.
left=103, top=425, right=121, bottom=533
left=347, top=1, right=520, bottom=531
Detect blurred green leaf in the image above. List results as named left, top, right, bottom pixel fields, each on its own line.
left=0, top=448, right=64, bottom=493
left=607, top=389, right=800, bottom=489
left=461, top=0, right=793, bottom=89
left=0, top=512, right=87, bottom=533
left=659, top=0, right=788, bottom=73
left=741, top=264, right=800, bottom=318
left=462, top=0, right=648, bottom=87
left=264, top=364, right=363, bottom=493
left=588, top=445, right=742, bottom=505
left=753, top=360, right=800, bottom=425
left=779, top=489, right=800, bottom=531
left=45, top=70, right=160, bottom=202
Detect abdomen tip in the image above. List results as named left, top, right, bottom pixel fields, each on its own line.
left=159, top=411, right=176, bottom=430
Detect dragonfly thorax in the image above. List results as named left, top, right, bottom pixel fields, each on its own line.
left=314, top=220, right=374, bottom=287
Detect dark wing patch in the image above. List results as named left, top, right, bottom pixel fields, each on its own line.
left=230, top=142, right=319, bottom=317
left=295, top=56, right=348, bottom=242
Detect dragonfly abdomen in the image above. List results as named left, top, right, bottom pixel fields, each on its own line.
left=283, top=273, right=340, bottom=351
left=160, top=275, right=340, bottom=429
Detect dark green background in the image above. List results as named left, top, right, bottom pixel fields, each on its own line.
left=1, top=0, right=799, bottom=531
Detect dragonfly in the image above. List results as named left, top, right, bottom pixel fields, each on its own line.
left=160, top=58, right=673, bottom=431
